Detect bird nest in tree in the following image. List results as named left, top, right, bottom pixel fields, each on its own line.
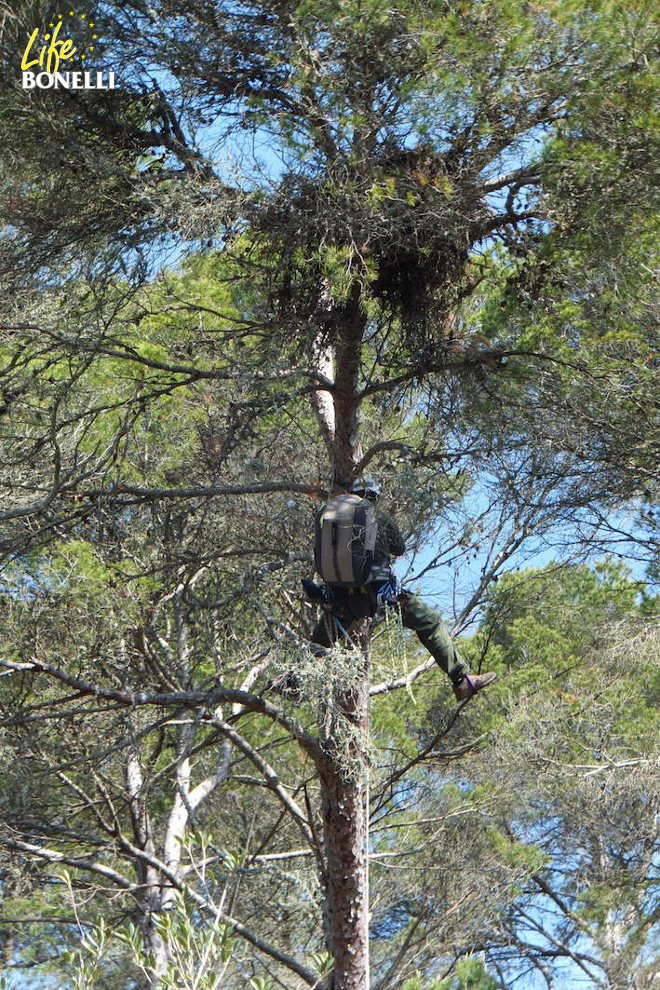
left=253, top=146, right=482, bottom=336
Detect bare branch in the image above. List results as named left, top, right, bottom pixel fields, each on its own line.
left=0, top=657, right=327, bottom=767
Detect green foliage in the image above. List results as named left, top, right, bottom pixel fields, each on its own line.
left=486, top=830, right=548, bottom=875
left=60, top=896, right=239, bottom=990
left=249, top=979, right=275, bottom=990
left=402, top=955, right=499, bottom=989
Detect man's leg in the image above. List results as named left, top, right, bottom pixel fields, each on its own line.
left=311, top=612, right=336, bottom=648
left=399, top=591, right=468, bottom=682
left=312, top=589, right=373, bottom=647
left=399, top=591, right=496, bottom=699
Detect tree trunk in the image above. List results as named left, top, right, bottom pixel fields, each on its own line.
left=125, top=736, right=170, bottom=985
left=321, top=769, right=370, bottom=989
left=310, top=329, right=336, bottom=458
left=332, top=285, right=366, bottom=484
left=312, top=288, right=371, bottom=987
left=319, top=631, right=371, bottom=989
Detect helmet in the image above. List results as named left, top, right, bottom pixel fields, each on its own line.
left=350, top=476, right=381, bottom=500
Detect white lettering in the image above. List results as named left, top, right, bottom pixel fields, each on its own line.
left=21, top=68, right=118, bottom=90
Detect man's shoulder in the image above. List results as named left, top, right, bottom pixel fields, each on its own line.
left=375, top=507, right=405, bottom=555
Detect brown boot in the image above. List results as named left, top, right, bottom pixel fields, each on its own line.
left=453, top=671, right=496, bottom=702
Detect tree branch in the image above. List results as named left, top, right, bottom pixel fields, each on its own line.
left=0, top=658, right=327, bottom=768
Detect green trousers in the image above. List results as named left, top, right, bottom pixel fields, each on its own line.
left=311, top=588, right=467, bottom=684
left=399, top=591, right=467, bottom=683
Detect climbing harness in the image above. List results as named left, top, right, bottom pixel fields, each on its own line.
left=303, top=575, right=403, bottom=648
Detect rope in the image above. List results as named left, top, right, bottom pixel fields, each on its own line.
left=384, top=598, right=407, bottom=667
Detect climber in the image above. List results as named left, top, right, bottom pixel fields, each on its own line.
left=310, top=478, right=496, bottom=702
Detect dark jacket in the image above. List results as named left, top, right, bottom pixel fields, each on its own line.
left=374, top=508, right=406, bottom=564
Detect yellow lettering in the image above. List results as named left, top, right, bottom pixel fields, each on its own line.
left=21, top=28, right=39, bottom=70
left=21, top=21, right=76, bottom=75
left=45, top=21, right=64, bottom=73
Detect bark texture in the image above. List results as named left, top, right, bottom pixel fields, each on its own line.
left=319, top=626, right=371, bottom=990
left=321, top=761, right=370, bottom=989
left=331, top=286, right=366, bottom=484
left=312, top=291, right=371, bottom=984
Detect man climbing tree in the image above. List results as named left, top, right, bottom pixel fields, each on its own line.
left=310, top=478, right=497, bottom=701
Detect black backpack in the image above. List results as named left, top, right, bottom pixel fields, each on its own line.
left=314, top=494, right=378, bottom=587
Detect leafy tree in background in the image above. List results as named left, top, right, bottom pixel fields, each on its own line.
left=470, top=562, right=659, bottom=988
left=0, top=0, right=658, bottom=987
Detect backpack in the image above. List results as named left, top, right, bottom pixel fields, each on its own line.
left=314, top=494, right=378, bottom=587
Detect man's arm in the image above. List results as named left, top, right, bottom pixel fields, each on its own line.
left=377, top=509, right=406, bottom=558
